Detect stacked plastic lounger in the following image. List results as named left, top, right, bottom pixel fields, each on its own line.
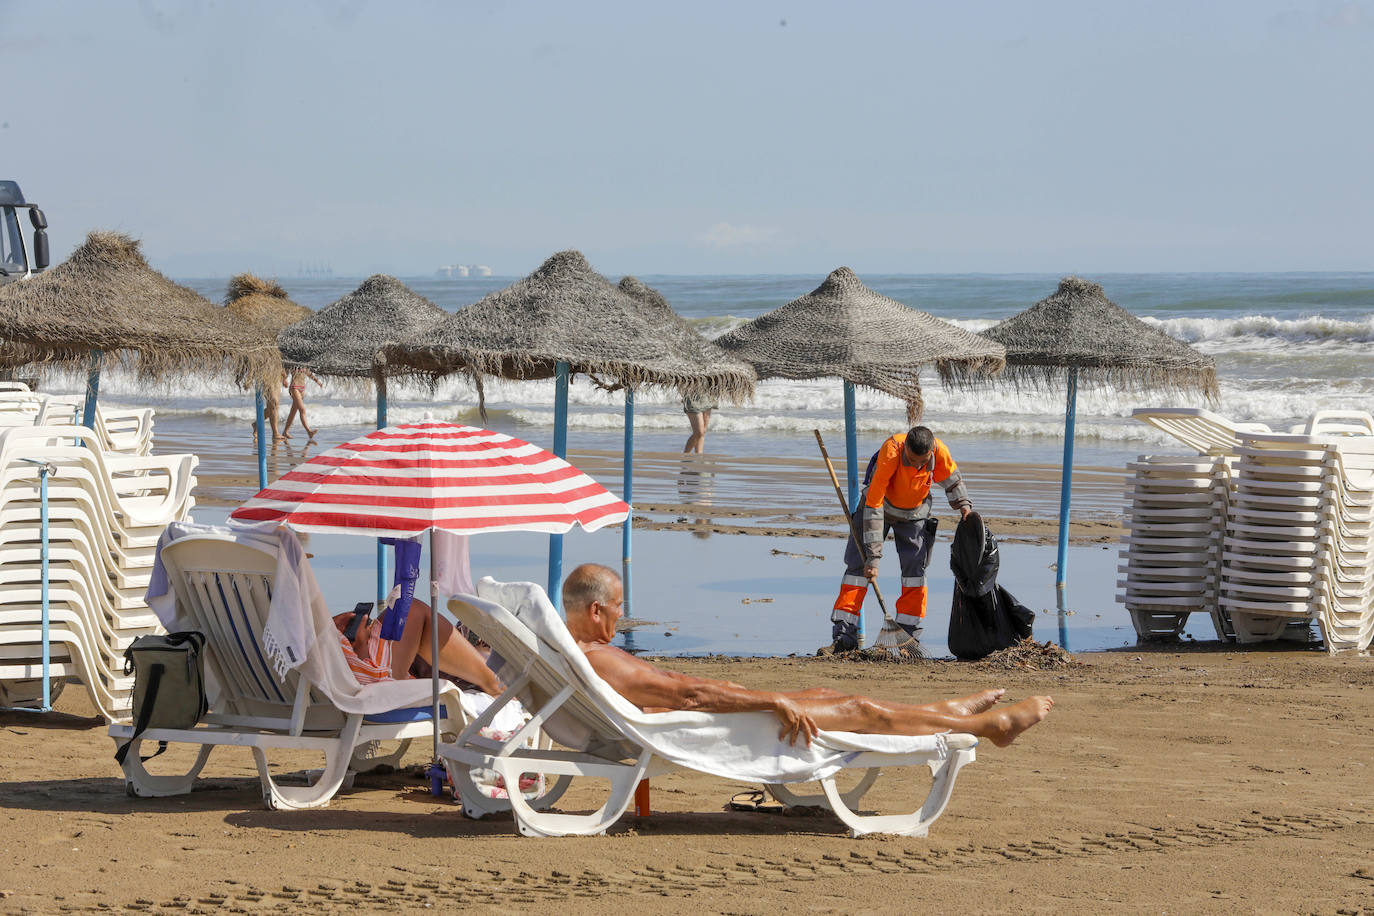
left=0, top=386, right=156, bottom=456
left=1221, top=415, right=1374, bottom=654
left=1119, top=455, right=1233, bottom=639
left=0, top=426, right=197, bottom=718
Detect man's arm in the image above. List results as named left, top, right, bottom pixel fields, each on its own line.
left=585, top=647, right=818, bottom=746
left=933, top=441, right=972, bottom=516
left=861, top=439, right=900, bottom=560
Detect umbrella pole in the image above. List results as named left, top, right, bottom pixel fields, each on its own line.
left=376, top=377, right=388, bottom=608
left=844, top=382, right=859, bottom=512
left=548, top=361, right=569, bottom=611
left=623, top=387, right=634, bottom=618
left=81, top=350, right=102, bottom=431
left=429, top=528, right=443, bottom=788
left=253, top=388, right=268, bottom=490
left=843, top=381, right=863, bottom=646
left=1056, top=367, right=1078, bottom=590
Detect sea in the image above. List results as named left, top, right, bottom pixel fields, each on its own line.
left=50, top=271, right=1374, bottom=474
left=38, top=272, right=1374, bottom=655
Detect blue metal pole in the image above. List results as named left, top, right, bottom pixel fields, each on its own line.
left=843, top=382, right=859, bottom=513
left=623, top=389, right=634, bottom=617
left=376, top=378, right=388, bottom=609
left=254, top=388, right=268, bottom=490
left=548, top=361, right=570, bottom=611
left=843, top=381, right=864, bottom=646
left=1057, top=584, right=1070, bottom=650
left=1055, top=368, right=1078, bottom=589
left=81, top=350, right=102, bottom=430
left=39, top=463, right=51, bottom=710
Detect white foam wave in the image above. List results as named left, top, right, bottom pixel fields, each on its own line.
left=1146, top=313, right=1374, bottom=353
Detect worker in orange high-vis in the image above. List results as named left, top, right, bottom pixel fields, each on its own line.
left=831, top=425, right=973, bottom=651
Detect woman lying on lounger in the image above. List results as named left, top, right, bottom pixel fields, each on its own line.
left=562, top=563, right=1053, bottom=748
left=333, top=598, right=503, bottom=697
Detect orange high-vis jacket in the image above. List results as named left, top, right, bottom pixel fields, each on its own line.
left=862, top=434, right=970, bottom=553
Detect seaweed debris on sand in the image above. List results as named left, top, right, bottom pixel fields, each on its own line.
left=974, top=637, right=1082, bottom=671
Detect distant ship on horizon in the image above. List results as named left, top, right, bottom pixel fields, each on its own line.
left=436, top=264, right=492, bottom=278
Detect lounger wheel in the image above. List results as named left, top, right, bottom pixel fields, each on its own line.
left=116, top=740, right=215, bottom=798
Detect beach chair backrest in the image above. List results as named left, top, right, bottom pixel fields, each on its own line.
left=159, top=535, right=332, bottom=728
left=448, top=592, right=638, bottom=761
left=1131, top=407, right=1272, bottom=456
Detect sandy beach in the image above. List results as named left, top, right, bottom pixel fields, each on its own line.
left=4, top=646, right=1372, bottom=914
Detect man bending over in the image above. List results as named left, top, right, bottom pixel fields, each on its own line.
left=562, top=563, right=1052, bottom=747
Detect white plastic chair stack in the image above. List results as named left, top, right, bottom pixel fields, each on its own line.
left=0, top=425, right=198, bottom=718
left=0, top=384, right=156, bottom=455
left=1221, top=414, right=1374, bottom=654
left=1118, top=455, right=1233, bottom=639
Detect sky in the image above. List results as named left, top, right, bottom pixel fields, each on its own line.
left=2, top=0, right=1372, bottom=277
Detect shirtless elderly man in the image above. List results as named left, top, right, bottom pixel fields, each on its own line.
left=562, top=563, right=1052, bottom=747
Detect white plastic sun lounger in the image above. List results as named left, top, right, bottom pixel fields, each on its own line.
left=441, top=579, right=977, bottom=838
left=109, top=532, right=466, bottom=809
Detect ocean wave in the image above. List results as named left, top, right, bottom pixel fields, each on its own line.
left=1145, top=313, right=1374, bottom=350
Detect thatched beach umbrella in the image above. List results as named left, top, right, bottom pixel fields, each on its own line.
left=981, top=276, right=1218, bottom=591
left=716, top=266, right=1006, bottom=510
left=223, top=274, right=313, bottom=331
left=277, top=274, right=451, bottom=604
left=0, top=230, right=281, bottom=430
left=385, top=250, right=757, bottom=607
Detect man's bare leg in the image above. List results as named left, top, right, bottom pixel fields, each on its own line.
left=791, top=693, right=1053, bottom=747
left=780, top=687, right=1004, bottom=717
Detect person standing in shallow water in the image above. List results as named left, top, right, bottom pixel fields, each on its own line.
left=252, top=370, right=286, bottom=445
left=682, top=392, right=717, bottom=454
left=281, top=367, right=322, bottom=441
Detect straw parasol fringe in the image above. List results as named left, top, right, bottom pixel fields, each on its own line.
left=715, top=266, right=1006, bottom=418
left=387, top=251, right=757, bottom=404
left=0, top=230, right=281, bottom=389
left=980, top=276, right=1219, bottom=400
left=277, top=274, right=453, bottom=397
left=223, top=274, right=313, bottom=331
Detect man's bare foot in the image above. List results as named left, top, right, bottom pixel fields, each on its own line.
left=978, top=696, right=1053, bottom=747
left=941, top=688, right=1006, bottom=717
left=277, top=432, right=291, bottom=440
left=304, top=426, right=317, bottom=440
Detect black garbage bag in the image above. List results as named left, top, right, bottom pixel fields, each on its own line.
left=947, top=512, right=1035, bottom=661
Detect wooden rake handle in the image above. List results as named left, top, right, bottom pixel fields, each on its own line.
left=814, top=430, right=893, bottom=621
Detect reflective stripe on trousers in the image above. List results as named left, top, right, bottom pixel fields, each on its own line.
left=832, top=515, right=936, bottom=625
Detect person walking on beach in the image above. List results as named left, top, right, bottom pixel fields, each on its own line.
left=682, top=392, right=717, bottom=454
left=281, top=367, right=322, bottom=441
left=564, top=563, right=1051, bottom=746
left=252, top=370, right=287, bottom=445
left=829, top=425, right=972, bottom=651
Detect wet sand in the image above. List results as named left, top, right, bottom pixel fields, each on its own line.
left=4, top=647, right=1373, bottom=914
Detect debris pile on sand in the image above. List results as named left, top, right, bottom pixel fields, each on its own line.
left=974, top=638, right=1082, bottom=671
left=815, top=643, right=931, bottom=664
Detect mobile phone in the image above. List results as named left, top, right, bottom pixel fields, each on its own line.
left=341, top=601, right=373, bottom=641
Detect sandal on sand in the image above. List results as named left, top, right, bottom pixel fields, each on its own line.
left=728, top=789, right=787, bottom=814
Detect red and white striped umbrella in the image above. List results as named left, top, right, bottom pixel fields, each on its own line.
left=230, top=420, right=629, bottom=536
